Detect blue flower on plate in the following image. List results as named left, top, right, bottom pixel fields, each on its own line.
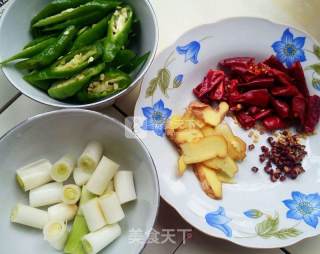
left=173, top=74, right=184, bottom=88
left=141, top=99, right=172, bottom=137
left=205, top=207, right=232, bottom=237
left=272, top=28, right=306, bottom=67
left=243, top=209, right=263, bottom=219
left=176, top=41, right=200, bottom=64
left=283, top=191, right=320, bottom=228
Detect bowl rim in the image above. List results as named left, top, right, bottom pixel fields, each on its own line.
left=0, top=108, right=160, bottom=254
left=0, top=0, right=159, bottom=109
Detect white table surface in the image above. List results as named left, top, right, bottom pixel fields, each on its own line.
left=1, top=0, right=319, bottom=253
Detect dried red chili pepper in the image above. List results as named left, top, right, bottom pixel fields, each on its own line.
left=253, top=109, right=273, bottom=121
left=291, top=95, right=306, bottom=124
left=262, top=115, right=286, bottom=131
left=236, top=112, right=256, bottom=129
left=230, top=89, right=270, bottom=107
left=304, top=95, right=320, bottom=133
left=271, top=85, right=299, bottom=97
left=209, top=81, right=225, bottom=101
left=238, top=78, right=274, bottom=90
left=271, top=97, right=290, bottom=118
left=248, top=106, right=260, bottom=115
left=219, top=57, right=254, bottom=68
left=288, top=61, right=309, bottom=98
left=263, top=55, right=287, bottom=73
left=193, top=69, right=225, bottom=101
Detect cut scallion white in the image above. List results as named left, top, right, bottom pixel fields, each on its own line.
left=16, top=159, right=52, bottom=191
left=29, top=182, right=63, bottom=207
left=114, top=171, right=137, bottom=204
left=51, top=154, right=76, bottom=182
left=81, top=198, right=106, bottom=232
left=104, top=179, right=114, bottom=194
left=10, top=204, right=48, bottom=229
left=78, top=141, right=103, bottom=172
left=73, top=167, right=92, bottom=186
left=43, top=220, right=68, bottom=251
left=48, top=203, right=78, bottom=222
left=62, top=184, right=81, bottom=205
left=79, top=186, right=96, bottom=216
left=86, top=156, right=119, bottom=195
left=64, top=214, right=89, bottom=253
left=82, top=224, right=121, bottom=254
left=98, top=191, right=125, bottom=224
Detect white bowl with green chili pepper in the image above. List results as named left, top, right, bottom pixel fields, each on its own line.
left=0, top=0, right=158, bottom=108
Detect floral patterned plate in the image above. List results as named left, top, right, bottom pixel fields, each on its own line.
left=133, top=17, right=320, bottom=248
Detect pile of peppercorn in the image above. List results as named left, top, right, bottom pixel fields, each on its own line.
left=252, top=131, right=307, bottom=182
left=193, top=55, right=320, bottom=133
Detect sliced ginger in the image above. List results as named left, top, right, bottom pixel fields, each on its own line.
left=165, top=101, right=246, bottom=200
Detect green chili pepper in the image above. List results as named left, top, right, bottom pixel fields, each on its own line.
left=23, top=34, right=58, bottom=49
left=72, top=17, right=109, bottom=50
left=33, top=0, right=120, bottom=28
left=31, top=0, right=91, bottom=25
left=23, top=43, right=103, bottom=81
left=111, top=49, right=136, bottom=69
left=15, top=26, right=77, bottom=70
left=1, top=38, right=57, bottom=65
left=103, top=6, right=133, bottom=62
left=42, top=11, right=105, bottom=32
left=24, top=74, right=53, bottom=91
left=120, top=51, right=150, bottom=73
left=48, top=62, right=106, bottom=100
left=77, top=69, right=131, bottom=102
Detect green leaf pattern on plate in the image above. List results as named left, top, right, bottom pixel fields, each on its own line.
left=158, top=68, right=170, bottom=97
left=255, top=213, right=279, bottom=238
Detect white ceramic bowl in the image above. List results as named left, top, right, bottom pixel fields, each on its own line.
left=0, top=0, right=158, bottom=108
left=0, top=109, right=160, bottom=253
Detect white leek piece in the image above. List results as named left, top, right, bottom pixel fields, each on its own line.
left=79, top=186, right=96, bottom=215
left=78, top=141, right=103, bottom=172
left=16, top=159, right=52, bottom=191
left=104, top=179, right=114, bottom=194
left=82, top=224, right=121, bottom=254
left=81, top=198, right=106, bottom=232
left=73, top=167, right=92, bottom=186
left=48, top=203, right=78, bottom=222
left=43, top=220, right=68, bottom=251
left=11, top=204, right=48, bottom=229
left=63, top=184, right=81, bottom=205
left=114, top=171, right=137, bottom=204
left=98, top=191, right=125, bottom=224
left=29, top=182, right=63, bottom=207
left=86, top=156, right=119, bottom=195
left=51, top=154, right=76, bottom=182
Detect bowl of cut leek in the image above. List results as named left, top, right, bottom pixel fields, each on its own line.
left=0, top=109, right=160, bottom=254
left=0, top=0, right=158, bottom=108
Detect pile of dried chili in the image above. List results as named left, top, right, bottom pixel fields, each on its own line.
left=193, top=55, right=320, bottom=133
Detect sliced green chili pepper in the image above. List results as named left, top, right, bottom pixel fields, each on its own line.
left=111, top=49, right=136, bottom=69
left=24, top=74, right=53, bottom=91
left=77, top=69, right=131, bottom=102
left=23, top=34, right=58, bottom=49
left=16, top=26, right=77, bottom=70
left=42, top=11, right=105, bottom=32
left=1, top=38, right=57, bottom=65
left=48, top=62, right=106, bottom=100
left=72, top=17, right=109, bottom=50
left=103, top=5, right=133, bottom=62
left=120, top=51, right=150, bottom=73
left=31, top=0, right=91, bottom=25
left=33, top=0, right=120, bottom=28
left=23, top=43, right=103, bottom=81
